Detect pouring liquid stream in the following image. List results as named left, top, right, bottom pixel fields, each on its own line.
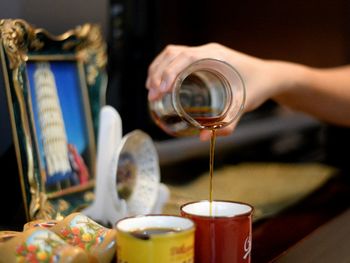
left=209, top=128, right=216, bottom=216
left=189, top=108, right=225, bottom=217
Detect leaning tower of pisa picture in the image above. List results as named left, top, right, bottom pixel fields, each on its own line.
left=33, top=62, right=73, bottom=188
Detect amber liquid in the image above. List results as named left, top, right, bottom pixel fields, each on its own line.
left=154, top=106, right=222, bottom=215
left=186, top=106, right=227, bottom=128
left=209, top=129, right=217, bottom=216
left=192, top=110, right=220, bottom=216
left=152, top=106, right=227, bottom=133
left=131, top=227, right=180, bottom=240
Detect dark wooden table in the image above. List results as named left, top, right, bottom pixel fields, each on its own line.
left=274, top=208, right=350, bottom=262
left=252, top=171, right=350, bottom=262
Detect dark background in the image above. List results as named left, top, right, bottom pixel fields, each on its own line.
left=1, top=0, right=350, bottom=228
left=1, top=0, right=350, bottom=139
left=107, top=0, right=350, bottom=142
left=106, top=0, right=350, bottom=174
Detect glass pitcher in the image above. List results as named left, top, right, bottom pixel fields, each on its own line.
left=149, top=58, right=246, bottom=136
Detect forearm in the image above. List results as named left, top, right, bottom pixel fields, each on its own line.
left=271, top=62, right=350, bottom=127
left=146, top=43, right=350, bottom=133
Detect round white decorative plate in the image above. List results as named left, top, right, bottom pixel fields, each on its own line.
left=109, top=129, right=160, bottom=216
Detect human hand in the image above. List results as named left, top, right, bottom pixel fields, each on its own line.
left=146, top=43, right=281, bottom=139
left=146, top=43, right=238, bottom=101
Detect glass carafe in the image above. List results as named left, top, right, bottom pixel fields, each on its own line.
left=149, top=58, right=246, bottom=136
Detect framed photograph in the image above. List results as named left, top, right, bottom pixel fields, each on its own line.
left=0, top=19, right=107, bottom=220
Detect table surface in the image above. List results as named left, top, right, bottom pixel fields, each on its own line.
left=274, top=208, right=350, bottom=262
left=1, top=166, right=349, bottom=262
left=252, top=171, right=350, bottom=262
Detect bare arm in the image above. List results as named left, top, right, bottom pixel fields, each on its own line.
left=270, top=62, right=350, bottom=127
left=146, top=43, right=350, bottom=139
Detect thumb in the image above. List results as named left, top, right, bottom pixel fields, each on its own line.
left=199, top=130, right=212, bottom=141
left=199, top=120, right=239, bottom=141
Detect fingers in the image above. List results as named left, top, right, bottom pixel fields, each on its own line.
left=199, top=130, right=212, bottom=141
left=199, top=120, right=239, bottom=141
left=146, top=45, right=200, bottom=101
left=146, top=45, right=181, bottom=88
left=146, top=43, right=241, bottom=139
left=146, top=45, right=184, bottom=100
left=159, top=52, right=196, bottom=90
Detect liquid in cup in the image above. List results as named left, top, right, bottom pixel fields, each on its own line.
left=181, top=200, right=253, bottom=263
left=149, top=58, right=245, bottom=136
left=115, top=215, right=195, bottom=263
left=149, top=58, right=250, bottom=262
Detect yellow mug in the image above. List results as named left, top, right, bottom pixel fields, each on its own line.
left=115, top=215, right=195, bottom=263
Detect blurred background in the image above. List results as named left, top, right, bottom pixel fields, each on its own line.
left=1, top=0, right=350, bottom=218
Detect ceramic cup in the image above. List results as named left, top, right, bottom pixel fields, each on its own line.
left=181, top=200, right=253, bottom=263
left=115, top=215, right=195, bottom=263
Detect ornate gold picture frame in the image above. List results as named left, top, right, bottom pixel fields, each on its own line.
left=0, top=19, right=107, bottom=221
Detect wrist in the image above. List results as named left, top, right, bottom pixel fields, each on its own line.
left=268, top=60, right=314, bottom=97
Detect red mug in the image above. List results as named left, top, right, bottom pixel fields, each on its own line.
left=181, top=200, right=253, bottom=263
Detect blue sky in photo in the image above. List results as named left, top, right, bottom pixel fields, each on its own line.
left=27, top=61, right=88, bottom=166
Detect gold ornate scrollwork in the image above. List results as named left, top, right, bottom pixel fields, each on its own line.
left=30, top=192, right=55, bottom=220
left=74, top=24, right=107, bottom=85
left=0, top=19, right=33, bottom=69
left=1, top=20, right=106, bottom=87
left=0, top=19, right=42, bottom=221
left=0, top=19, right=104, bottom=221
